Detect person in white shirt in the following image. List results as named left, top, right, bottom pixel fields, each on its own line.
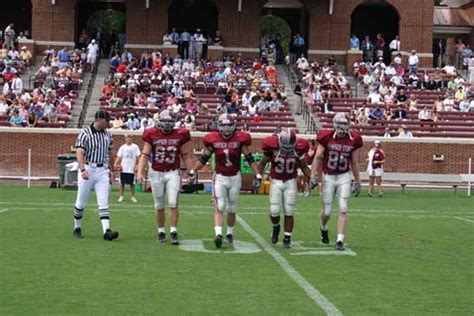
left=10, top=75, right=23, bottom=95
left=385, top=64, right=396, bottom=76
left=389, top=35, right=401, bottom=53
left=87, top=39, right=99, bottom=72
left=442, top=63, right=457, bottom=76
left=398, top=125, right=413, bottom=138
left=296, top=54, right=309, bottom=70
left=162, top=32, right=172, bottom=45
left=367, top=91, right=382, bottom=104
left=114, top=135, right=141, bottom=203
left=241, top=90, right=252, bottom=106
left=418, top=107, right=430, bottom=121
left=408, top=50, right=419, bottom=75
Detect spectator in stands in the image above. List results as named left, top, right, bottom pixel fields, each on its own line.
left=296, top=54, right=309, bottom=70
left=392, top=104, right=407, bottom=120
left=111, top=116, right=124, bottom=130
left=180, top=29, right=191, bottom=59
left=293, top=33, right=305, bottom=56
left=126, top=113, right=140, bottom=130
left=408, top=50, right=419, bottom=75
left=418, top=106, right=431, bottom=125
left=398, top=125, right=413, bottom=138
left=462, top=44, right=472, bottom=68
left=375, top=34, right=385, bottom=60
left=361, top=35, right=374, bottom=63
left=213, top=30, right=223, bottom=46
left=87, top=39, right=99, bottom=72
left=350, top=33, right=360, bottom=50
left=383, top=127, right=392, bottom=138
left=383, top=103, right=393, bottom=120
left=367, top=90, right=382, bottom=104
left=78, top=29, right=89, bottom=49
left=19, top=46, right=32, bottom=68
left=454, top=86, right=465, bottom=102
left=356, top=108, right=369, bottom=125
left=389, top=35, right=400, bottom=54
left=396, top=90, right=408, bottom=105
left=454, top=39, right=465, bottom=69
left=10, top=73, right=23, bottom=96
left=320, top=99, right=333, bottom=114
left=9, top=109, right=22, bottom=127
left=4, top=24, right=15, bottom=50
left=163, top=31, right=172, bottom=45
left=459, top=96, right=471, bottom=112
left=58, top=47, right=71, bottom=69
left=408, top=94, right=418, bottom=111
left=443, top=95, right=456, bottom=112
left=370, top=104, right=384, bottom=121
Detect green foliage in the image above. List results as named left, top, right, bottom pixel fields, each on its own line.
left=260, top=15, right=291, bottom=57
left=87, top=9, right=125, bottom=41
left=0, top=185, right=473, bottom=314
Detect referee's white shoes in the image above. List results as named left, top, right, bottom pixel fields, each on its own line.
left=118, top=196, right=124, bottom=202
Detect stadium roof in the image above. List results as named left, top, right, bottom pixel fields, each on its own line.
left=440, top=0, right=473, bottom=8
left=434, top=6, right=473, bottom=27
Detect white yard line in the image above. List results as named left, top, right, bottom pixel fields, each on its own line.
left=453, top=217, right=474, bottom=224
left=0, top=208, right=9, bottom=214
left=236, top=214, right=343, bottom=316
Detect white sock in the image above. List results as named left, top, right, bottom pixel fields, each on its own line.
left=170, top=226, right=177, bottom=233
left=158, top=227, right=165, bottom=234
left=215, top=226, right=223, bottom=236
left=321, top=223, right=328, bottom=231
left=226, top=226, right=234, bottom=235
left=337, top=234, right=344, bottom=242
left=284, top=232, right=292, bottom=237
left=101, top=219, right=110, bottom=234
left=74, top=219, right=81, bottom=229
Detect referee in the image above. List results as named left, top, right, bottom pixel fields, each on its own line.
left=72, top=110, right=119, bottom=241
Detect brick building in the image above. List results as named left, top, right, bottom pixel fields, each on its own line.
left=6, top=0, right=446, bottom=71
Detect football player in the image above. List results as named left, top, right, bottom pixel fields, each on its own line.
left=258, top=128, right=310, bottom=248
left=310, top=112, right=363, bottom=251
left=191, top=114, right=262, bottom=248
left=137, top=110, right=195, bottom=245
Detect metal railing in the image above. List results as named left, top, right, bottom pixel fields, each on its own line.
left=78, top=60, right=100, bottom=128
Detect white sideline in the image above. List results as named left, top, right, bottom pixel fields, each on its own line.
left=454, top=217, right=474, bottom=223
left=236, top=215, right=343, bottom=316
left=0, top=208, right=9, bottom=213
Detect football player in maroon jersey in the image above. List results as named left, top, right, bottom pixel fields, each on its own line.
left=367, top=140, right=385, bottom=197
left=137, top=110, right=195, bottom=245
left=310, top=112, right=363, bottom=251
left=191, top=114, right=262, bottom=248
left=258, top=128, right=311, bottom=248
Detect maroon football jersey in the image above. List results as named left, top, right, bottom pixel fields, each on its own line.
left=316, top=129, right=363, bottom=175
left=203, top=131, right=251, bottom=176
left=143, top=127, right=191, bottom=171
left=372, top=149, right=385, bottom=169
left=262, top=135, right=309, bottom=181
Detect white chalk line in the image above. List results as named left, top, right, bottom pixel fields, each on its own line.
left=453, top=217, right=474, bottom=224
left=0, top=201, right=471, bottom=215
left=0, top=208, right=9, bottom=214
left=236, top=214, right=342, bottom=316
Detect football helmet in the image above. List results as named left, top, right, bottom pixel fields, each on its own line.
left=278, top=128, right=297, bottom=154
left=333, top=112, right=350, bottom=137
left=156, top=109, right=176, bottom=134
left=217, top=113, right=236, bottom=139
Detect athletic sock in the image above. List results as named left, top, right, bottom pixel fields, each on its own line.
left=170, top=226, right=177, bottom=233
left=215, top=226, right=223, bottom=236
left=320, top=224, right=328, bottom=231
left=337, top=234, right=345, bottom=242
left=158, top=227, right=165, bottom=234
left=74, top=219, right=82, bottom=229
left=284, top=232, right=292, bottom=237
left=226, top=226, right=234, bottom=235
left=101, top=219, right=110, bottom=234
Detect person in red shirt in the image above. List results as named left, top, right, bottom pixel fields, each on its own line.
left=137, top=110, right=195, bottom=245
left=258, top=128, right=311, bottom=248
left=310, top=113, right=363, bottom=251
left=191, top=114, right=261, bottom=248
left=366, top=140, right=385, bottom=197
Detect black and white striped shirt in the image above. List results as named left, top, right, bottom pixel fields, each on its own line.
left=75, top=125, right=113, bottom=164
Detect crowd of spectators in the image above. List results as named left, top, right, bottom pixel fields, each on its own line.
left=101, top=49, right=289, bottom=131
left=162, top=28, right=223, bottom=60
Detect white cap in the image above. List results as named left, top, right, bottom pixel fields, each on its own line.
left=91, top=39, right=96, bottom=43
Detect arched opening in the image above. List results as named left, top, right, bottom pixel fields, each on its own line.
left=168, top=0, right=218, bottom=36
left=76, top=0, right=126, bottom=57
left=261, top=0, right=308, bottom=64
left=351, top=1, right=399, bottom=64
left=0, top=1, right=32, bottom=39
left=260, top=15, right=291, bottom=64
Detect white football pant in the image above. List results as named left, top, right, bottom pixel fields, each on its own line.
left=75, top=165, right=110, bottom=213
left=322, top=172, right=352, bottom=215
left=269, top=178, right=297, bottom=216
left=149, top=169, right=181, bottom=210
left=212, top=172, right=242, bottom=213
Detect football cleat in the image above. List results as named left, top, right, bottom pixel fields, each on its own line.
left=320, top=229, right=329, bottom=244
left=226, top=234, right=234, bottom=245
left=214, top=234, right=223, bottom=248
left=157, top=232, right=166, bottom=243
left=73, top=227, right=83, bottom=239
left=335, top=240, right=345, bottom=251
left=282, top=235, right=292, bottom=248
left=271, top=224, right=280, bottom=244
left=170, top=231, right=179, bottom=245
left=368, top=192, right=373, bottom=198
left=103, top=229, right=119, bottom=241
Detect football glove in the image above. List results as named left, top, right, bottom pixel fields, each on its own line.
left=252, top=177, right=262, bottom=190
left=352, top=182, right=361, bottom=197
left=310, top=176, right=319, bottom=190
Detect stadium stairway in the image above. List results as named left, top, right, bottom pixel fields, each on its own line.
left=69, top=72, right=92, bottom=127
left=80, top=59, right=109, bottom=127
left=276, top=65, right=307, bottom=133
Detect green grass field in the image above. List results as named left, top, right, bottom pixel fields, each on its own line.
left=0, top=185, right=473, bottom=315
